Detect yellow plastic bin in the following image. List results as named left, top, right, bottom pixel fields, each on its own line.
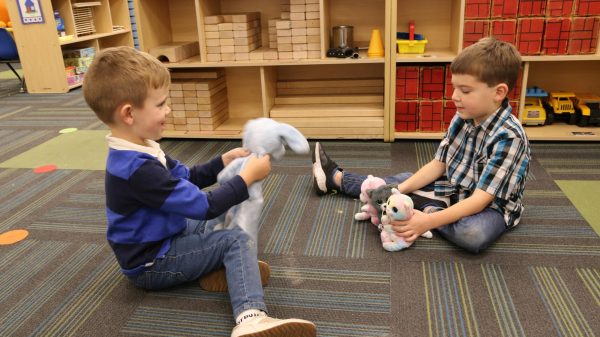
left=397, top=39, right=428, bottom=54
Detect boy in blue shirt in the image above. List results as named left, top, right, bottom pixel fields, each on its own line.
left=313, top=37, right=530, bottom=253
left=83, top=46, right=315, bottom=337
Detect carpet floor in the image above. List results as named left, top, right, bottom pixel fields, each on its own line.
left=0, top=80, right=599, bottom=337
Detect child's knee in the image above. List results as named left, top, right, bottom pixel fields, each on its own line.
left=456, top=227, right=491, bottom=254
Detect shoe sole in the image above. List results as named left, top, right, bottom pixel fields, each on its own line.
left=236, top=321, right=316, bottom=337
left=312, top=143, right=327, bottom=195
left=199, top=260, right=270, bottom=292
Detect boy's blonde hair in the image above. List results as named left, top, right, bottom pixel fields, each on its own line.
left=83, top=46, right=170, bottom=124
left=451, top=37, right=522, bottom=91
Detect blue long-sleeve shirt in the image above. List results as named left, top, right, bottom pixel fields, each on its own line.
left=105, top=148, right=249, bottom=276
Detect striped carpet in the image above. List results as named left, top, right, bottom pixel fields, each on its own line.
left=0, top=82, right=599, bottom=337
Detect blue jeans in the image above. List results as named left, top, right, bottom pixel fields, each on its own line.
left=129, top=218, right=267, bottom=318
left=341, top=171, right=506, bottom=253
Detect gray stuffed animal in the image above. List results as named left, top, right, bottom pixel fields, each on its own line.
left=213, top=118, right=310, bottom=245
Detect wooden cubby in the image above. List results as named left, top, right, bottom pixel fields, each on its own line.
left=6, top=0, right=133, bottom=93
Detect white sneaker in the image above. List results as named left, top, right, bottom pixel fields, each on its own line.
left=231, top=316, right=316, bottom=337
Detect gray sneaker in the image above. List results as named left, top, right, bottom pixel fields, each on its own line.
left=231, top=316, right=316, bottom=337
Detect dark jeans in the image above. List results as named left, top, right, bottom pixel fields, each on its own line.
left=341, top=171, right=506, bottom=253
left=129, top=218, right=267, bottom=318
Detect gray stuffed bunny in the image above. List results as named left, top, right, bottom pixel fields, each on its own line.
left=213, top=118, right=310, bottom=246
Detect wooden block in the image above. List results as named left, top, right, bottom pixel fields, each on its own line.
left=204, top=24, right=219, bottom=32
left=291, top=20, right=307, bottom=28
left=250, top=50, right=264, bottom=60
left=290, top=4, right=306, bottom=12
left=305, top=11, right=319, bottom=19
left=306, top=27, right=320, bottom=36
left=170, top=83, right=183, bottom=90
left=290, top=0, right=306, bottom=4
left=278, top=36, right=292, bottom=44
left=220, top=38, right=235, bottom=46
left=278, top=43, right=292, bottom=51
left=206, top=53, right=221, bottom=62
left=148, top=42, right=199, bottom=62
left=205, top=31, right=219, bottom=39
left=219, top=30, right=234, bottom=38
left=221, top=45, right=235, bottom=53
left=263, top=49, right=279, bottom=59
left=292, top=28, right=307, bottom=36
left=292, top=43, right=308, bottom=51
left=221, top=53, right=235, bottom=61
left=234, top=27, right=258, bottom=38
left=305, top=0, right=319, bottom=3
left=218, top=22, right=234, bottom=31
left=206, top=38, right=220, bottom=47
left=307, top=42, right=320, bottom=50
left=293, top=50, right=308, bottom=59
left=306, top=19, right=320, bottom=28
left=276, top=20, right=292, bottom=29
left=235, top=53, right=250, bottom=61
left=292, top=35, right=307, bottom=43
left=204, top=15, right=223, bottom=24
left=278, top=51, right=293, bottom=59
left=290, top=12, right=305, bottom=20
left=281, top=12, right=290, bottom=19
left=307, top=35, right=320, bottom=43
left=277, top=28, right=292, bottom=36
left=206, top=46, right=220, bottom=54
left=231, top=12, right=260, bottom=23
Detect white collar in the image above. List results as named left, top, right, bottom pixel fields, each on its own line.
left=106, top=134, right=167, bottom=168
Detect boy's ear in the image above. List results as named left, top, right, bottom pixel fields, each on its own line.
left=494, top=83, right=509, bottom=101
left=116, top=103, right=135, bottom=126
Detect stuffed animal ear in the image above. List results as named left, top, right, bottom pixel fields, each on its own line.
left=277, top=122, right=309, bottom=154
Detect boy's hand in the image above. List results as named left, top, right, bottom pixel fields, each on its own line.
left=222, top=147, right=250, bottom=167
left=239, top=154, right=271, bottom=186
left=391, top=210, right=431, bottom=243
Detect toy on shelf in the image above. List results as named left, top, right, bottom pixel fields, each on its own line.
left=367, top=28, right=384, bottom=57
left=397, top=21, right=428, bottom=54
left=0, top=0, right=11, bottom=28
left=573, top=93, right=600, bottom=127
left=544, top=91, right=578, bottom=125
left=521, top=87, right=549, bottom=126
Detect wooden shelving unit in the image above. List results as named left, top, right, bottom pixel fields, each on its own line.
left=9, top=0, right=599, bottom=141
left=6, top=0, right=133, bottom=93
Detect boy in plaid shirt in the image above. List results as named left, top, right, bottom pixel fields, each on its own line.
left=313, top=37, right=530, bottom=253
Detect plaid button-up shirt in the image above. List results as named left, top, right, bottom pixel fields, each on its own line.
left=434, top=99, right=530, bottom=228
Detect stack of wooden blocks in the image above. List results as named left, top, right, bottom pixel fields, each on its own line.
left=204, top=12, right=262, bottom=62
left=166, top=69, right=228, bottom=132
left=271, top=0, right=321, bottom=60
left=463, top=0, right=600, bottom=55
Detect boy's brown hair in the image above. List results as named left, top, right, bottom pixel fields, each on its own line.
left=83, top=46, right=170, bottom=124
left=451, top=37, right=522, bottom=91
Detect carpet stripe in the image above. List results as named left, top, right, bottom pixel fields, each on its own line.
left=123, top=306, right=230, bottom=336
left=258, top=174, right=286, bottom=231
left=45, top=206, right=105, bottom=223
left=416, top=142, right=438, bottom=168
left=265, top=288, right=389, bottom=313
left=481, top=264, right=526, bottom=337
left=0, top=129, right=52, bottom=157
left=313, top=321, right=390, bottom=337
left=30, top=257, right=121, bottom=337
left=305, top=195, right=348, bottom=257
left=507, top=224, right=596, bottom=238
left=546, top=168, right=600, bottom=175
left=346, top=200, right=369, bottom=258
left=29, top=221, right=105, bottom=233
left=0, top=241, right=70, bottom=303
left=538, top=159, right=600, bottom=166
left=264, top=175, right=311, bottom=254
left=521, top=206, right=584, bottom=220
left=530, top=266, right=595, bottom=337
left=0, top=105, right=29, bottom=120
left=270, top=266, right=390, bottom=284
left=576, top=268, right=600, bottom=307
left=0, top=238, right=36, bottom=270
left=423, top=261, right=480, bottom=337
left=415, top=240, right=600, bottom=256
left=525, top=190, right=565, bottom=198
left=0, top=171, right=92, bottom=232
left=0, top=169, right=70, bottom=214
left=0, top=244, right=102, bottom=336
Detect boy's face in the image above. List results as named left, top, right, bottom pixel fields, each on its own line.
left=130, top=86, right=171, bottom=144
left=451, top=74, right=505, bottom=125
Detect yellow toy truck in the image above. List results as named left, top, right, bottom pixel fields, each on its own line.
left=543, top=91, right=578, bottom=125
left=573, top=93, right=600, bottom=127
left=521, top=87, right=548, bottom=126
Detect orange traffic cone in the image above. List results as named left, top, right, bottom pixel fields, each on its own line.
left=367, top=29, right=384, bottom=58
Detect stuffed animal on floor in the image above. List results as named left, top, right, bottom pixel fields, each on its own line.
left=213, top=118, right=310, bottom=245
left=365, top=182, right=397, bottom=230
left=354, top=175, right=387, bottom=227
left=380, top=188, right=433, bottom=252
